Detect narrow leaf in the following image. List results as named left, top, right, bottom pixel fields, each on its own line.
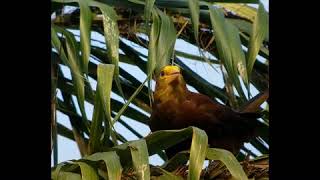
left=86, top=151, right=122, bottom=180
left=78, top=0, right=92, bottom=73
left=57, top=172, right=82, bottom=180
left=217, top=3, right=258, bottom=22
left=147, top=8, right=160, bottom=102
left=187, top=0, right=199, bottom=42
left=206, top=148, right=248, bottom=180
left=88, top=64, right=116, bottom=154
left=147, top=8, right=176, bottom=103
left=147, top=8, right=177, bottom=74
left=51, top=26, right=69, bottom=66
left=145, top=128, right=193, bottom=156
left=129, top=140, right=150, bottom=180
left=226, top=21, right=249, bottom=90
left=112, top=73, right=151, bottom=125
left=155, top=8, right=177, bottom=73
left=97, top=64, right=117, bottom=144
left=52, top=163, right=65, bottom=180
left=91, top=1, right=126, bottom=102
left=144, top=0, right=156, bottom=22
left=88, top=95, right=104, bottom=154
left=175, top=50, right=219, bottom=64
left=77, top=162, right=99, bottom=180
left=247, top=3, right=268, bottom=80
left=52, top=26, right=89, bottom=131
left=188, top=127, right=208, bottom=180
left=208, top=6, right=247, bottom=103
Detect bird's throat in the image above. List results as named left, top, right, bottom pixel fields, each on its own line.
left=154, top=76, right=187, bottom=104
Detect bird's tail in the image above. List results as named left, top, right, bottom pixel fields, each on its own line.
left=239, top=111, right=262, bottom=119
left=237, top=111, right=268, bottom=140
left=237, top=89, right=269, bottom=139
left=239, top=89, right=269, bottom=113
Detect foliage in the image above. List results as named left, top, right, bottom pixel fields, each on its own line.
left=51, top=0, right=269, bottom=179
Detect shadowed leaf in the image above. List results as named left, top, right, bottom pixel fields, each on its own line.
left=52, top=25, right=89, bottom=132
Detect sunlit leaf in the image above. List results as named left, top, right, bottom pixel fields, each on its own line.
left=78, top=0, right=92, bottom=73
left=144, top=0, right=156, bottom=22
left=147, top=8, right=177, bottom=103
left=51, top=1, right=269, bottom=178
left=77, top=162, right=99, bottom=180
left=86, top=151, right=122, bottom=180
left=207, top=148, right=248, bottom=180
left=112, top=73, right=151, bottom=125
left=88, top=64, right=116, bottom=154
left=57, top=172, right=82, bottom=180
left=91, top=1, right=126, bottom=101
left=129, top=140, right=151, bottom=180
left=52, top=163, right=65, bottom=180
left=188, top=128, right=208, bottom=180
left=147, top=7, right=177, bottom=75
left=208, top=6, right=247, bottom=104
left=187, top=0, right=199, bottom=42
left=147, top=8, right=160, bottom=103
left=246, top=3, right=268, bottom=81
left=216, top=3, right=258, bottom=22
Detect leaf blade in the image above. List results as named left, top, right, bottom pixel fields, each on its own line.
left=78, top=0, right=92, bottom=73
left=187, top=128, right=208, bottom=180
left=86, top=151, right=123, bottom=180
left=208, top=6, right=247, bottom=105
left=77, top=162, right=99, bottom=180
left=52, top=26, right=89, bottom=132
left=88, top=64, right=116, bottom=154
left=129, top=140, right=150, bottom=180
left=187, top=0, right=199, bottom=42
left=206, top=148, right=248, bottom=180
left=246, top=3, right=268, bottom=80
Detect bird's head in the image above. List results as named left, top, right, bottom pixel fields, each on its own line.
left=156, top=65, right=183, bottom=86
left=154, top=65, right=187, bottom=102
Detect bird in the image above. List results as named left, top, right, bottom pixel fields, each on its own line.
left=149, top=65, right=266, bottom=158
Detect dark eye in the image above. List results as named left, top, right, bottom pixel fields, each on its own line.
left=160, top=71, right=165, bottom=76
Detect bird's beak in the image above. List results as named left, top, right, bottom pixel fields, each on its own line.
left=168, top=70, right=180, bottom=76
left=166, top=70, right=181, bottom=84
left=166, top=66, right=181, bottom=76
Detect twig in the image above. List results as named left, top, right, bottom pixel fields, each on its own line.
left=176, top=19, right=189, bottom=38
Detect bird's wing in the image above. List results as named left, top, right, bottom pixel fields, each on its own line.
left=184, top=92, right=260, bottom=135
left=185, top=92, right=232, bottom=121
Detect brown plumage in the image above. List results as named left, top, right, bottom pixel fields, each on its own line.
left=149, top=65, right=264, bottom=158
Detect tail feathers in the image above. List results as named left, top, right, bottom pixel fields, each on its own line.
left=237, top=112, right=268, bottom=139
left=240, top=90, right=269, bottom=112
left=230, top=111, right=265, bottom=136
left=238, top=112, right=262, bottom=119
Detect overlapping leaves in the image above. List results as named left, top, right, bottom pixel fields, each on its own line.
left=51, top=0, right=269, bottom=179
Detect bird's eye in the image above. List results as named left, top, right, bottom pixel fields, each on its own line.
left=160, top=71, right=165, bottom=76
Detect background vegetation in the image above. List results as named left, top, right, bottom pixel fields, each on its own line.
left=51, top=0, right=269, bottom=179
